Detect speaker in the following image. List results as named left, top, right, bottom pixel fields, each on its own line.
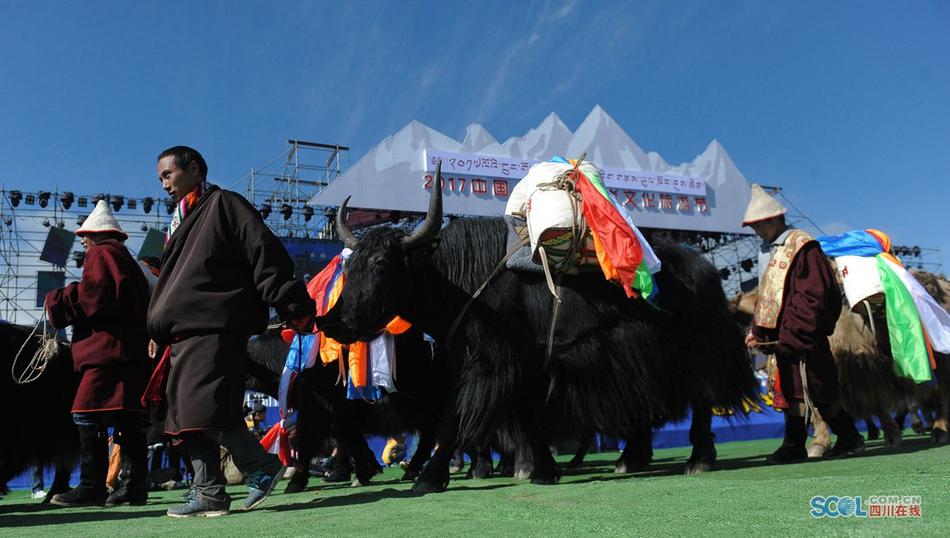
left=39, top=226, right=76, bottom=268
left=36, top=271, right=66, bottom=308
left=137, top=228, right=166, bottom=261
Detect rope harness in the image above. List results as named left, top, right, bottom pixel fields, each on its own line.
left=11, top=307, right=60, bottom=384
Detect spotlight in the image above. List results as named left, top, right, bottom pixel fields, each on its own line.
left=165, top=198, right=176, bottom=215
left=8, top=190, right=21, bottom=207
left=280, top=203, right=293, bottom=220
left=60, top=192, right=74, bottom=210
left=57, top=220, right=65, bottom=228
left=38, top=191, right=51, bottom=208
left=719, top=267, right=731, bottom=280
left=912, top=245, right=921, bottom=257
left=260, top=204, right=271, bottom=220
left=110, top=195, right=124, bottom=211
left=93, top=193, right=105, bottom=204
left=140, top=224, right=148, bottom=232
left=160, top=224, right=168, bottom=232
left=303, top=206, right=314, bottom=222
left=127, top=198, right=137, bottom=210
left=4, top=218, right=11, bottom=227
left=72, top=251, right=85, bottom=268
left=25, top=194, right=36, bottom=205
left=740, top=258, right=754, bottom=273
left=42, top=218, right=50, bottom=227
left=77, top=196, right=88, bottom=208
left=142, top=197, right=154, bottom=214
left=77, top=215, right=87, bottom=226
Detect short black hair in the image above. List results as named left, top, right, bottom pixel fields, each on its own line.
left=158, top=146, right=208, bottom=179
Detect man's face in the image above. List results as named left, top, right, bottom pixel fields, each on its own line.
left=157, top=155, right=201, bottom=202
left=749, top=218, right=783, bottom=242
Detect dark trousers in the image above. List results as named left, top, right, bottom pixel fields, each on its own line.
left=183, top=427, right=271, bottom=508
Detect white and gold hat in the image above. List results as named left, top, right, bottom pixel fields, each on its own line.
left=76, top=199, right=127, bottom=239
left=742, top=184, right=787, bottom=226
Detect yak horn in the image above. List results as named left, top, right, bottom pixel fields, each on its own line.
left=402, top=159, right=444, bottom=249
left=336, top=196, right=359, bottom=249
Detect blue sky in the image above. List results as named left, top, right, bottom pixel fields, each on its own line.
left=1, top=0, right=948, bottom=270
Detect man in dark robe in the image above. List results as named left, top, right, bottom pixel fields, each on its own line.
left=148, top=146, right=315, bottom=517
left=46, top=200, right=151, bottom=506
left=743, top=184, right=864, bottom=463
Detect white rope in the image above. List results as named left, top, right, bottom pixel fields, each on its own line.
left=799, top=358, right=817, bottom=432
left=11, top=306, right=59, bottom=384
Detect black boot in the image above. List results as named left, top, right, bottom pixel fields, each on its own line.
left=106, top=428, right=149, bottom=506
left=825, top=410, right=865, bottom=459
left=51, top=426, right=109, bottom=507
left=767, top=414, right=808, bottom=464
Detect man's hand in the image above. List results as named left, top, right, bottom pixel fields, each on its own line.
left=744, top=329, right=757, bottom=349
left=148, top=339, right=159, bottom=359
left=287, top=314, right=315, bottom=334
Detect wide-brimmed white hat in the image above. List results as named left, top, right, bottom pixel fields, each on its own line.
left=76, top=199, right=127, bottom=239
left=742, top=184, right=787, bottom=226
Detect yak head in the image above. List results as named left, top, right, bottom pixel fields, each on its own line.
left=316, top=162, right=444, bottom=344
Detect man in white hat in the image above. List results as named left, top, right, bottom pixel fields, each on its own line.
left=45, top=200, right=151, bottom=506
left=742, top=184, right=864, bottom=463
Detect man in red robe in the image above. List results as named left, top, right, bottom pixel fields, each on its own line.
left=743, top=184, right=864, bottom=463
left=148, top=146, right=315, bottom=517
left=46, top=200, right=151, bottom=506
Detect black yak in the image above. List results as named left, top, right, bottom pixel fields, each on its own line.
left=0, top=322, right=79, bottom=502
left=317, top=164, right=758, bottom=493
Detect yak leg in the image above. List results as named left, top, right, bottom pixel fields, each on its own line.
left=932, top=386, right=950, bottom=444
left=401, top=428, right=437, bottom=482
left=348, top=435, right=382, bottom=487
left=42, top=458, right=75, bottom=503
left=413, top=398, right=461, bottom=494
left=878, top=412, right=903, bottom=448
left=566, top=431, right=594, bottom=468
left=808, top=408, right=831, bottom=458
left=527, top=437, right=559, bottom=485
left=468, top=445, right=494, bottom=479
left=615, top=426, right=653, bottom=474
left=864, top=415, right=881, bottom=441
left=685, top=406, right=716, bottom=474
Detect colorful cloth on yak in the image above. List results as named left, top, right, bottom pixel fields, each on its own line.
left=753, top=229, right=815, bottom=330
left=818, top=229, right=950, bottom=383
left=551, top=156, right=661, bottom=303
left=166, top=180, right=208, bottom=240
left=306, top=250, right=412, bottom=400
left=277, top=333, right=316, bottom=417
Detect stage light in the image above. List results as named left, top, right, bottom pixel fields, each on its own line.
left=110, top=195, right=124, bottom=211
left=165, top=198, right=176, bottom=215
left=719, top=267, right=731, bottom=280
left=160, top=224, right=168, bottom=232
left=260, top=204, right=271, bottom=219
left=912, top=245, right=921, bottom=257
left=140, top=224, right=148, bottom=232
left=280, top=203, right=293, bottom=220
left=8, top=190, right=21, bottom=207
left=4, top=218, right=11, bottom=227
left=72, top=251, right=85, bottom=268
left=60, top=192, right=74, bottom=210
left=93, top=193, right=105, bottom=204
left=303, top=206, right=314, bottom=222
left=25, top=194, right=36, bottom=205
left=38, top=191, right=51, bottom=208
left=142, top=197, right=154, bottom=214
left=740, top=258, right=754, bottom=273
left=77, top=196, right=88, bottom=208
left=42, top=218, right=50, bottom=227
left=127, top=198, right=137, bottom=210
left=77, top=215, right=86, bottom=226
left=57, top=220, right=65, bottom=228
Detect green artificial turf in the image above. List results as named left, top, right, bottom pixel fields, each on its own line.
left=2, top=432, right=947, bottom=537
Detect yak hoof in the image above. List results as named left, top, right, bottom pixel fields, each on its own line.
left=807, top=444, right=830, bottom=459
left=514, top=469, right=532, bottom=480
left=495, top=464, right=514, bottom=477
left=932, top=428, right=950, bottom=444
left=323, top=470, right=351, bottom=483
left=911, top=422, right=928, bottom=435
left=884, top=432, right=903, bottom=449
left=401, top=468, right=420, bottom=482
left=614, top=462, right=647, bottom=474
left=684, top=459, right=713, bottom=475
left=284, top=479, right=308, bottom=494
left=411, top=476, right=449, bottom=494
left=530, top=475, right=560, bottom=485
left=866, top=428, right=880, bottom=441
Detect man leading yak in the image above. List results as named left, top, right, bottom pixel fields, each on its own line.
left=148, top=146, right=315, bottom=517
left=46, top=200, right=151, bottom=507
left=743, top=184, right=864, bottom=463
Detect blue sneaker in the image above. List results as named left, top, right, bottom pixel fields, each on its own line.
left=167, top=489, right=229, bottom=518
left=243, top=460, right=286, bottom=511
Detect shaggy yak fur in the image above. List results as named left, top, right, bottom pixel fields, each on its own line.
left=0, top=323, right=79, bottom=501
left=317, top=182, right=758, bottom=494
left=245, top=327, right=449, bottom=490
